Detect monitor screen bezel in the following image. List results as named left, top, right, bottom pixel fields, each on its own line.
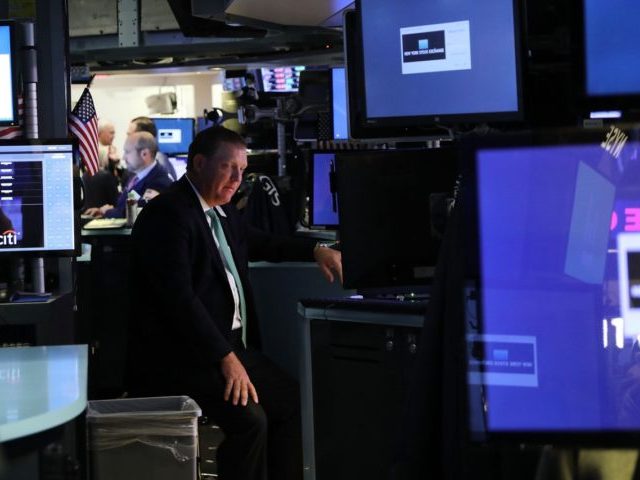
left=0, top=20, right=19, bottom=127
left=465, top=125, right=640, bottom=446
left=0, top=138, right=78, bottom=257
left=151, top=117, right=195, bottom=155
left=354, top=0, right=524, bottom=129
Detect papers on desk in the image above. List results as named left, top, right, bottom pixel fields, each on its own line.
left=83, top=218, right=128, bottom=230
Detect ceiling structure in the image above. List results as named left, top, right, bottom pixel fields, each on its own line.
left=69, top=0, right=352, bottom=74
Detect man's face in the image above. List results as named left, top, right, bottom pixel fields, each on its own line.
left=98, top=126, right=115, bottom=146
left=196, top=144, right=247, bottom=206
left=122, top=137, right=145, bottom=172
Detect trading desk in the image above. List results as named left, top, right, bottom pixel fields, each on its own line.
left=0, top=345, right=88, bottom=478
left=298, top=298, right=427, bottom=480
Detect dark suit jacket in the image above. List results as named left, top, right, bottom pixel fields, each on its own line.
left=82, top=170, right=119, bottom=209
left=126, top=176, right=316, bottom=391
left=104, top=163, right=173, bottom=218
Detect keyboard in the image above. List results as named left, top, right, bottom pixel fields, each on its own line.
left=300, top=296, right=429, bottom=314
left=83, top=218, right=128, bottom=230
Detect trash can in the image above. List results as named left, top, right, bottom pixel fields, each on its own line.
left=87, top=396, right=202, bottom=480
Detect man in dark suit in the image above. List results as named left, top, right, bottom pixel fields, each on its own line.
left=126, top=126, right=342, bottom=480
left=127, top=116, right=179, bottom=181
left=85, top=131, right=174, bottom=218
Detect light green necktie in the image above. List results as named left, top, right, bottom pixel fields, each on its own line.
left=207, top=208, right=247, bottom=346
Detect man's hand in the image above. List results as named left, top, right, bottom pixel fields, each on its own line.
left=220, top=351, right=259, bottom=406
left=142, top=188, right=160, bottom=201
left=83, top=207, right=102, bottom=218
left=98, top=204, right=114, bottom=216
left=314, top=246, right=343, bottom=284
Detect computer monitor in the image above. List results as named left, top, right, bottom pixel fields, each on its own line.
left=167, top=156, right=187, bottom=180
left=356, top=0, right=522, bottom=127
left=336, top=148, right=458, bottom=291
left=308, top=151, right=339, bottom=229
left=0, top=21, right=18, bottom=126
left=260, top=66, right=305, bottom=93
left=331, top=68, right=349, bottom=141
left=151, top=118, right=194, bottom=155
left=0, top=140, right=76, bottom=255
left=583, top=0, right=640, bottom=110
left=467, top=126, right=640, bottom=444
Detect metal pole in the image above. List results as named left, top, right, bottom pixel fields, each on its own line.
left=276, top=98, right=287, bottom=176
left=18, top=21, right=46, bottom=294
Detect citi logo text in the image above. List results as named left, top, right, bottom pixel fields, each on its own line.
left=0, top=230, right=17, bottom=246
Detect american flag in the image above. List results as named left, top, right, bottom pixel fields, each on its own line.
left=0, top=96, right=23, bottom=139
left=69, top=87, right=99, bottom=176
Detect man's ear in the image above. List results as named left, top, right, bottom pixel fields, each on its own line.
left=192, top=153, right=206, bottom=173
left=140, top=148, right=152, bottom=162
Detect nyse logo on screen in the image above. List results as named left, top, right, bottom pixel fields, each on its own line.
left=402, top=31, right=446, bottom=63
left=0, top=229, right=17, bottom=246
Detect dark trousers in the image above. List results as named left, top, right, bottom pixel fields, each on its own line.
left=129, top=331, right=303, bottom=480
left=207, top=350, right=302, bottom=480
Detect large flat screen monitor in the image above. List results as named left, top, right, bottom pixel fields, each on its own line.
left=0, top=140, right=76, bottom=255
left=151, top=118, right=194, bottom=155
left=357, top=0, right=522, bottom=127
left=467, top=126, right=640, bottom=444
left=336, top=148, right=458, bottom=291
left=308, top=151, right=339, bottom=229
left=583, top=0, right=640, bottom=110
left=0, top=21, right=18, bottom=126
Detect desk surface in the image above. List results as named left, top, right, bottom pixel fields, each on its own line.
left=0, top=345, right=88, bottom=442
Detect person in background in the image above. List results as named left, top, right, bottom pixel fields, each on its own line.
left=126, top=126, right=342, bottom=480
left=97, top=120, right=118, bottom=167
left=235, top=72, right=259, bottom=104
left=82, top=122, right=120, bottom=211
left=97, top=120, right=133, bottom=190
left=84, top=131, right=172, bottom=218
left=127, top=116, right=179, bottom=181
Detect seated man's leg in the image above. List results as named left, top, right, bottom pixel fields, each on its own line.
left=239, top=349, right=303, bottom=480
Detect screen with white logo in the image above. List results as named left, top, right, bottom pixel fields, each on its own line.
left=151, top=118, right=194, bottom=155
left=358, top=0, right=521, bottom=124
left=0, top=141, right=75, bottom=254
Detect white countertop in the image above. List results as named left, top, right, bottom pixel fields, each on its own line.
left=0, top=345, right=88, bottom=442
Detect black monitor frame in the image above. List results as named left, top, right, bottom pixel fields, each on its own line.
left=0, top=20, right=19, bottom=127
left=464, top=125, right=640, bottom=447
left=351, top=0, right=524, bottom=130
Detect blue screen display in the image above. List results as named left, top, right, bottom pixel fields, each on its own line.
left=331, top=68, right=349, bottom=140
left=151, top=118, right=194, bottom=155
left=470, top=134, right=640, bottom=434
left=0, top=25, right=16, bottom=124
left=585, top=0, right=640, bottom=97
left=360, top=0, right=519, bottom=121
left=311, top=152, right=338, bottom=227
